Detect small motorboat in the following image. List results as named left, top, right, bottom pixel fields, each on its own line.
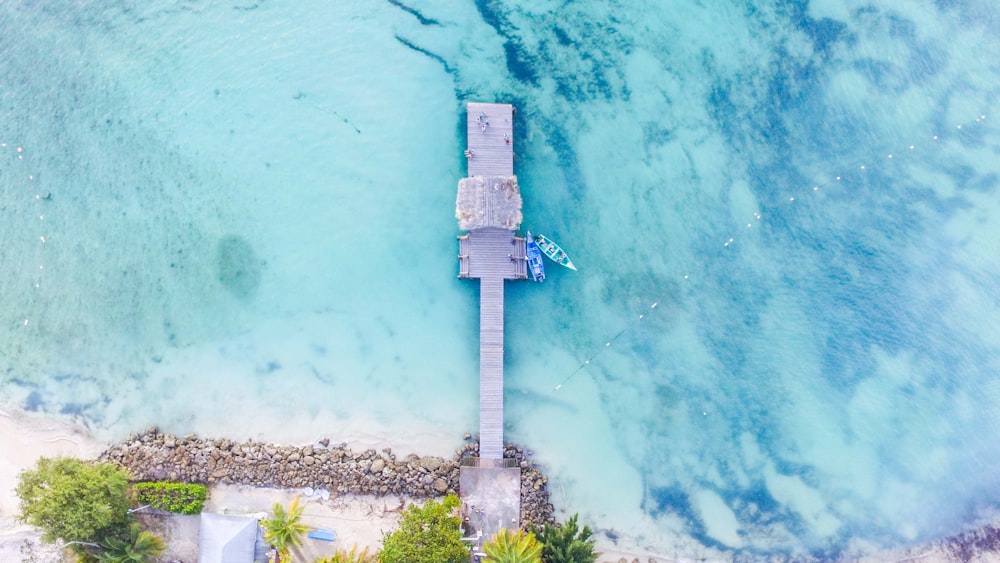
left=534, top=234, right=577, bottom=271
left=525, top=230, right=546, bottom=282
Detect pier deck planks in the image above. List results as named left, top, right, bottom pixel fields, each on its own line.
left=466, top=102, right=514, bottom=177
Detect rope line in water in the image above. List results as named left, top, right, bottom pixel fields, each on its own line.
left=1, top=142, right=47, bottom=329
left=554, top=301, right=658, bottom=391
left=552, top=113, right=990, bottom=392
left=718, top=114, right=987, bottom=251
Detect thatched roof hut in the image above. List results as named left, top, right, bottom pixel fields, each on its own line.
left=455, top=175, right=522, bottom=232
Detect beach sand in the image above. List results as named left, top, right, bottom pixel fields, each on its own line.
left=0, top=409, right=105, bottom=520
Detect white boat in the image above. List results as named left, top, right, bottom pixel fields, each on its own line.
left=534, top=234, right=577, bottom=271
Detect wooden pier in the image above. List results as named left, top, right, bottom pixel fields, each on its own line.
left=456, top=101, right=524, bottom=546
left=455, top=102, right=522, bottom=461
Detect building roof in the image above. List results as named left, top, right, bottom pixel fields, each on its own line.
left=198, top=512, right=259, bottom=563
left=456, top=175, right=522, bottom=231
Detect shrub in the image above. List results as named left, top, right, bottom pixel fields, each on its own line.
left=132, top=482, right=207, bottom=515
left=16, top=457, right=132, bottom=544
left=379, top=494, right=468, bottom=563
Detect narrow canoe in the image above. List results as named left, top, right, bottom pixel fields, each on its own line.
left=525, top=230, right=546, bottom=282
left=534, top=234, right=577, bottom=271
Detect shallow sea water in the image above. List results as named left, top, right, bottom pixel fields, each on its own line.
left=2, top=0, right=1000, bottom=557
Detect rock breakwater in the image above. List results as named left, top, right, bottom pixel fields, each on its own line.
left=100, top=429, right=553, bottom=527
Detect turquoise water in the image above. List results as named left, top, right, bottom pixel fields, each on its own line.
left=3, top=0, right=1000, bottom=557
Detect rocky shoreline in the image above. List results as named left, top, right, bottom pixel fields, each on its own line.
left=100, top=428, right=554, bottom=527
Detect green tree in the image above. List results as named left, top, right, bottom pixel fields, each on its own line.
left=16, top=457, right=132, bottom=544
left=532, top=513, right=599, bottom=563
left=378, top=494, right=468, bottom=563
left=261, top=497, right=309, bottom=562
left=483, top=528, right=543, bottom=563
left=314, top=545, right=377, bottom=562
left=96, top=522, right=166, bottom=562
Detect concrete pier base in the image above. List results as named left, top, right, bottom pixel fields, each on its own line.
left=459, top=465, right=522, bottom=555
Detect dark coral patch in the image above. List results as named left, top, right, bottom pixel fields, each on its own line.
left=217, top=235, right=262, bottom=301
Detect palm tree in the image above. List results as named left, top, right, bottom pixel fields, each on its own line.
left=314, top=545, right=377, bottom=562
left=482, top=528, right=543, bottom=563
left=261, top=497, right=309, bottom=562
left=532, top=513, right=599, bottom=563
left=96, top=523, right=166, bottom=562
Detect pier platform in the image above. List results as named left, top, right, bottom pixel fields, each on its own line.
left=465, top=102, right=514, bottom=177
left=458, top=229, right=526, bottom=281
left=459, top=464, right=521, bottom=554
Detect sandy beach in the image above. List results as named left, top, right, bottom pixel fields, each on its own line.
left=0, top=409, right=105, bottom=520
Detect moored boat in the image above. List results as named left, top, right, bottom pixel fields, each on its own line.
left=525, top=230, right=546, bottom=282
left=534, top=234, right=577, bottom=271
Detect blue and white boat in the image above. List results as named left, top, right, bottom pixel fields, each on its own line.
left=525, top=230, right=546, bottom=282
left=534, top=233, right=577, bottom=271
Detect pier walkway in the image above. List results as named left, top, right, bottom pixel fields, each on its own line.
left=455, top=102, right=523, bottom=545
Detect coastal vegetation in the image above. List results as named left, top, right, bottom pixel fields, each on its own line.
left=261, top=497, right=309, bottom=562
left=132, top=481, right=207, bottom=514
left=16, top=456, right=133, bottom=545
left=532, top=513, right=599, bottom=563
left=16, top=433, right=561, bottom=561
left=94, top=522, right=166, bottom=562
left=15, top=456, right=168, bottom=562
left=482, top=528, right=543, bottom=563
left=378, top=494, right=469, bottom=563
